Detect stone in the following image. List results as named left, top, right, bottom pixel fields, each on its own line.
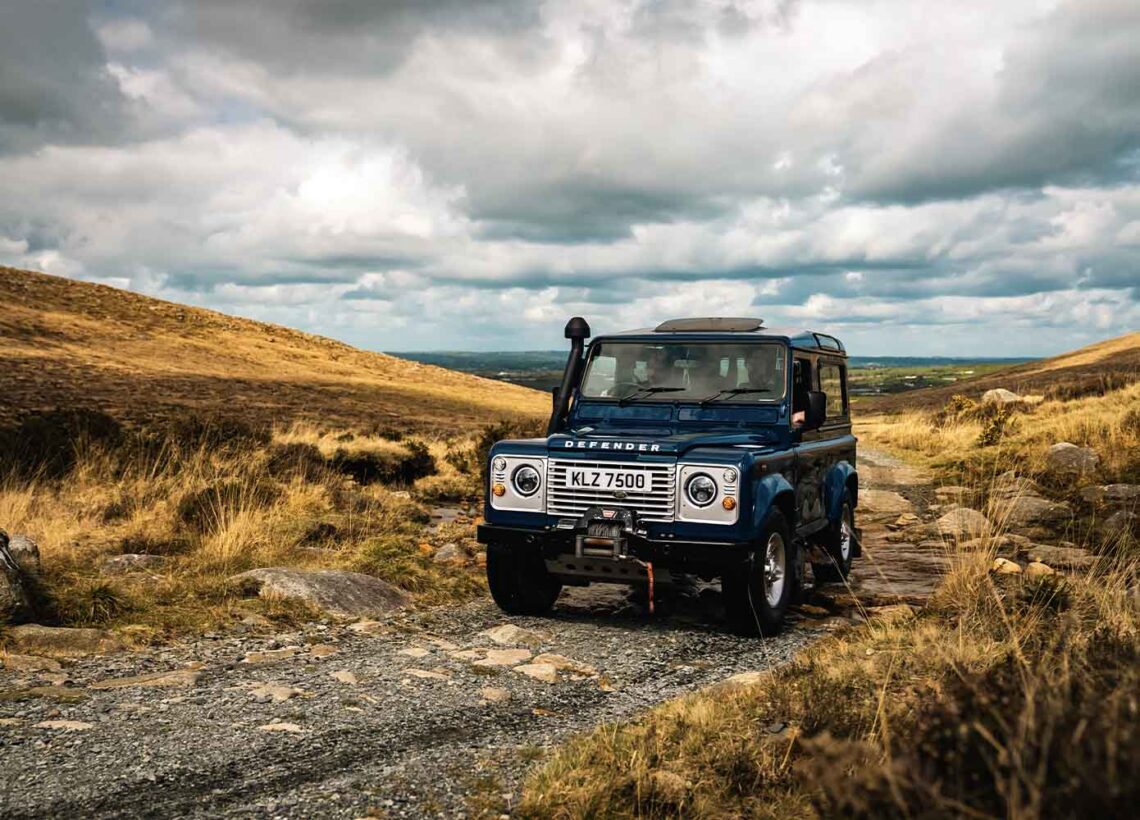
left=1046, top=443, right=1099, bottom=476
left=308, top=644, right=337, bottom=658
left=722, top=670, right=768, bottom=687
left=329, top=670, right=358, bottom=685
left=258, top=722, right=304, bottom=733
left=483, top=624, right=549, bottom=648
left=937, top=508, right=991, bottom=540
left=934, top=486, right=971, bottom=502
left=982, top=388, right=1022, bottom=405
left=472, top=648, right=532, bottom=668
left=888, top=512, right=921, bottom=530
left=346, top=620, right=386, bottom=635
left=1080, top=484, right=1140, bottom=507
left=859, top=489, right=914, bottom=515
left=1025, top=562, right=1055, bottom=578
left=990, top=472, right=1044, bottom=500
left=242, top=646, right=302, bottom=664
left=1103, top=511, right=1138, bottom=541
left=1024, top=544, right=1095, bottom=570
left=0, top=531, right=33, bottom=623
left=480, top=686, right=512, bottom=704
left=533, top=653, right=597, bottom=677
left=34, top=720, right=93, bottom=731
left=6, top=624, right=125, bottom=656
left=228, top=568, right=410, bottom=617
left=15, top=686, right=87, bottom=702
left=992, top=557, right=1022, bottom=574
left=514, top=662, right=559, bottom=683
left=432, top=543, right=464, bottom=563
left=398, top=647, right=431, bottom=658
left=101, top=554, right=166, bottom=575
left=6, top=534, right=41, bottom=574
left=867, top=604, right=917, bottom=623
left=1, top=654, right=62, bottom=673
left=406, top=668, right=450, bottom=681
left=250, top=684, right=303, bottom=703
left=994, top=496, right=1071, bottom=529
left=796, top=604, right=830, bottom=617
left=89, top=667, right=201, bottom=690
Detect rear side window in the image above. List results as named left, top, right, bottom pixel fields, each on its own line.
left=819, top=362, right=847, bottom=419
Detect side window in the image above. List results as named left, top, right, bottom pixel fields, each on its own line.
left=819, top=362, right=847, bottom=419
left=792, top=358, right=813, bottom=412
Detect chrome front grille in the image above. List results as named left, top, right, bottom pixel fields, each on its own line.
left=546, top=459, right=676, bottom=522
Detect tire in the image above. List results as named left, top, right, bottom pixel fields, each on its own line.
left=813, top=492, right=855, bottom=583
left=723, top=509, right=794, bottom=636
left=485, top=542, right=562, bottom=616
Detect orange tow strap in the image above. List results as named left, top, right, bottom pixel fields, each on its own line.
left=646, top=561, right=655, bottom=615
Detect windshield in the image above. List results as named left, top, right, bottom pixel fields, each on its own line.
left=579, top=341, right=787, bottom=403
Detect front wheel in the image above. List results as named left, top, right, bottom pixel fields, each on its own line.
left=813, top=492, right=855, bottom=583
left=486, top=542, right=562, bottom=615
left=722, top=510, right=794, bottom=636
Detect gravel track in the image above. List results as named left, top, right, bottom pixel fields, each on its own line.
left=0, top=586, right=818, bottom=818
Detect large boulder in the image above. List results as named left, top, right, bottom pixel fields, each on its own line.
left=1022, top=544, right=1095, bottom=571
left=1045, top=443, right=1099, bottom=476
left=0, top=530, right=34, bottom=623
left=990, top=471, right=1044, bottom=500
left=982, top=388, right=1022, bottom=406
left=1103, top=510, right=1138, bottom=542
left=228, top=568, right=410, bottom=617
left=993, top=495, right=1072, bottom=529
left=6, top=535, right=40, bottom=575
left=937, top=507, right=991, bottom=540
left=1080, top=484, right=1140, bottom=508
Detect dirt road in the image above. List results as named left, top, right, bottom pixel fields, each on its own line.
left=0, top=449, right=940, bottom=818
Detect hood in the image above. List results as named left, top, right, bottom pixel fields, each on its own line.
left=547, top=429, right=775, bottom=456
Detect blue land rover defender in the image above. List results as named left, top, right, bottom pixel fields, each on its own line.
left=476, top=317, right=858, bottom=635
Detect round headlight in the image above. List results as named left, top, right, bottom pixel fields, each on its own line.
left=685, top=473, right=717, bottom=507
left=512, top=465, right=541, bottom=497
left=492, top=457, right=507, bottom=472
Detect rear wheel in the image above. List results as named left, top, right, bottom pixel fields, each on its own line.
left=486, top=542, right=562, bottom=615
left=723, top=510, right=794, bottom=636
left=813, top=492, right=855, bottom=583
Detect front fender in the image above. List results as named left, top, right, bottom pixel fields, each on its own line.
left=751, top=472, right=796, bottom=531
left=824, top=461, right=858, bottom=523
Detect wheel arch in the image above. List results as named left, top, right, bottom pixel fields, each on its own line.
left=825, top=461, right=858, bottom=524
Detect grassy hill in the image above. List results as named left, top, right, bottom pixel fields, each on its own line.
left=0, top=266, right=547, bottom=433
left=870, top=331, right=1140, bottom=412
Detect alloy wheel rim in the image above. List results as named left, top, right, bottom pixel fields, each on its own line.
left=764, top=532, right=786, bottom=607
left=839, top=505, right=853, bottom=560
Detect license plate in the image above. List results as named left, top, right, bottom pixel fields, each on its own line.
left=568, top=468, right=648, bottom=491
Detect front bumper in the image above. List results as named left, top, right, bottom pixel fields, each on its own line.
left=476, top=522, right=748, bottom=571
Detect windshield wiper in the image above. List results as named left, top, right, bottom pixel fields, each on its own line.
left=617, top=386, right=685, bottom=406
left=698, top=388, right=772, bottom=406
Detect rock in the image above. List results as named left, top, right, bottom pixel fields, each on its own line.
left=258, top=722, right=303, bottom=733
left=514, top=662, right=559, bottom=683
left=722, top=670, right=768, bottom=687
left=480, top=686, right=512, bottom=704
left=6, top=624, right=125, bottom=657
left=432, top=543, right=464, bottom=563
left=398, top=647, right=431, bottom=658
left=346, top=620, right=386, bottom=635
left=937, top=508, right=991, bottom=540
left=795, top=604, right=830, bottom=617
left=406, top=668, right=450, bottom=681
left=1, top=653, right=63, bottom=673
left=982, top=388, right=1022, bottom=406
left=308, top=644, right=337, bottom=658
left=1024, top=544, right=1095, bottom=570
left=6, top=534, right=41, bottom=574
left=990, top=472, right=1044, bottom=500
left=1025, top=562, right=1055, bottom=578
left=859, top=489, right=914, bottom=515
left=994, top=495, right=1071, bottom=528
left=101, top=554, right=166, bottom=575
left=934, top=486, right=970, bottom=503
left=16, top=686, right=86, bottom=702
left=888, top=512, right=921, bottom=530
left=958, top=533, right=1030, bottom=555
left=533, top=653, right=597, bottom=677
left=992, top=557, right=1022, bottom=574
left=1080, top=484, right=1140, bottom=507
left=0, top=531, right=33, bottom=623
left=329, top=670, right=358, bottom=685
left=483, top=624, right=549, bottom=648
left=34, top=720, right=93, bottom=731
left=250, top=684, right=303, bottom=703
left=241, top=646, right=302, bottom=664
left=228, top=568, right=410, bottom=617
left=89, top=667, right=201, bottom=690
left=867, top=604, right=917, bottom=623
left=1103, top=511, right=1138, bottom=541
left=472, top=648, right=532, bottom=668
left=1046, top=443, right=1099, bottom=476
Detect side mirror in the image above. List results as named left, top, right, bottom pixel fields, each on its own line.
left=805, top=391, right=827, bottom=429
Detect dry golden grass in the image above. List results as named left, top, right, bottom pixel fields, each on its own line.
left=0, top=266, right=547, bottom=434
left=0, top=419, right=488, bottom=641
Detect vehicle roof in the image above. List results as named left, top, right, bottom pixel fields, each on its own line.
left=593, top=322, right=846, bottom=354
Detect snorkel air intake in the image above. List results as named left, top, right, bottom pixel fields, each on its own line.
left=547, top=316, right=591, bottom=435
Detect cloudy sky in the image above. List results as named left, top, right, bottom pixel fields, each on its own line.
left=1, top=0, right=1138, bottom=355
